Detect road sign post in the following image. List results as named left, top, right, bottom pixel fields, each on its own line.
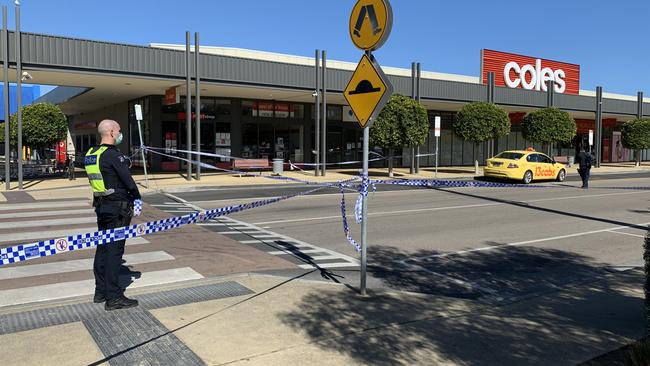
left=134, top=104, right=149, bottom=188
left=435, top=116, right=441, bottom=178
left=346, top=0, right=393, bottom=296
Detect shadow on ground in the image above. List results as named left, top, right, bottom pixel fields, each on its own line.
left=280, top=245, right=644, bottom=366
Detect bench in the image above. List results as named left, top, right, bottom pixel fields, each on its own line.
left=232, top=158, right=270, bottom=176
left=553, top=156, right=572, bottom=166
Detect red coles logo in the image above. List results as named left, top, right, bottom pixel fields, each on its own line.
left=481, top=49, right=580, bottom=95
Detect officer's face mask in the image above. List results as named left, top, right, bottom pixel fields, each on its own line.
left=115, top=132, right=123, bottom=145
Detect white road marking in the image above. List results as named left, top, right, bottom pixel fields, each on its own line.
left=268, top=249, right=326, bottom=255
left=0, top=217, right=97, bottom=229
left=0, top=200, right=90, bottom=211
left=0, top=208, right=94, bottom=219
left=239, top=240, right=263, bottom=244
left=0, top=251, right=173, bottom=280
left=0, top=267, right=203, bottom=308
left=219, top=231, right=263, bottom=235
left=298, top=262, right=359, bottom=269
left=251, top=190, right=648, bottom=225
left=196, top=222, right=227, bottom=226
left=606, top=230, right=646, bottom=239
left=402, top=221, right=650, bottom=263
left=251, top=234, right=283, bottom=239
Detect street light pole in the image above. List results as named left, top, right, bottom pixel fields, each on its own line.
left=15, top=1, right=21, bottom=189
left=2, top=5, right=9, bottom=190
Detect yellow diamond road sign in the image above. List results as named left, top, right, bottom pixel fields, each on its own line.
left=344, top=53, right=393, bottom=129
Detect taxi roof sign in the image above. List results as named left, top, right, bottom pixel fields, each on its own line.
left=349, top=0, right=393, bottom=51
left=343, top=53, right=393, bottom=129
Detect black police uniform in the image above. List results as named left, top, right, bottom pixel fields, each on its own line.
left=88, top=144, right=141, bottom=303
left=575, top=150, right=593, bottom=188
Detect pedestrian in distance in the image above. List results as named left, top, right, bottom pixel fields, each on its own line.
left=575, top=144, right=593, bottom=189
left=66, top=153, right=76, bottom=180
left=84, top=119, right=143, bottom=311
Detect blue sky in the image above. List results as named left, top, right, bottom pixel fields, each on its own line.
left=13, top=0, right=650, bottom=95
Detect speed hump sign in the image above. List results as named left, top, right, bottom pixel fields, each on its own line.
left=343, top=53, right=393, bottom=128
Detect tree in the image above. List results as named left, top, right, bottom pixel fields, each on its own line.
left=621, top=118, right=650, bottom=167
left=370, top=94, right=429, bottom=177
left=0, top=103, right=67, bottom=149
left=453, top=102, right=510, bottom=174
left=521, top=107, right=576, bottom=156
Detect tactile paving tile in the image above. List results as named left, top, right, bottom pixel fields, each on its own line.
left=0, top=281, right=253, bottom=335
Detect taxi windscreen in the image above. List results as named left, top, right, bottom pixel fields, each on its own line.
left=495, top=152, right=524, bottom=160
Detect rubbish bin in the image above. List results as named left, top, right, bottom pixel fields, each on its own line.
left=568, top=156, right=575, bottom=167
left=272, top=158, right=284, bottom=175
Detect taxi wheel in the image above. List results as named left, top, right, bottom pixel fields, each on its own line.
left=522, top=170, right=533, bottom=184
left=556, top=169, right=566, bottom=182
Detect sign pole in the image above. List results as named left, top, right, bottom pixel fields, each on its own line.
left=360, top=125, right=369, bottom=296
left=435, top=137, right=439, bottom=178
left=134, top=104, right=148, bottom=188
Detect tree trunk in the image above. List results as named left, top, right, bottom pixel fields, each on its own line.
left=388, top=147, right=394, bottom=178
left=637, top=149, right=642, bottom=167
left=409, top=147, right=415, bottom=174
left=474, top=143, right=480, bottom=175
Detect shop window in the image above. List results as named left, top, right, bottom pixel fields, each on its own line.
left=274, top=102, right=290, bottom=118
left=290, top=104, right=304, bottom=119
left=327, top=105, right=342, bottom=121
left=242, top=100, right=256, bottom=117
left=215, top=99, right=231, bottom=117
left=257, top=101, right=274, bottom=118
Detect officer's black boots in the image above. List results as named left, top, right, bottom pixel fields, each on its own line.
left=105, top=295, right=139, bottom=311
left=93, top=292, right=106, bottom=303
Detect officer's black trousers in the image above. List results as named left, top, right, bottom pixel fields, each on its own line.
left=93, top=201, right=132, bottom=300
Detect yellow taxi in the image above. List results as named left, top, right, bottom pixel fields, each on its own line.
left=484, top=149, right=567, bottom=184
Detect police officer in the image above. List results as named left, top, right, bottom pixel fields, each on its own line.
left=85, top=119, right=142, bottom=311
left=575, top=144, right=593, bottom=189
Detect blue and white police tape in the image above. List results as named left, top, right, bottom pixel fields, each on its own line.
left=338, top=183, right=361, bottom=252
left=133, top=199, right=143, bottom=217
left=0, top=186, right=327, bottom=267
left=144, top=147, right=355, bottom=187
left=371, top=179, right=557, bottom=189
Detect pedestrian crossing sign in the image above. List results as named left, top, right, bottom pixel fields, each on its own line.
left=349, top=0, right=393, bottom=51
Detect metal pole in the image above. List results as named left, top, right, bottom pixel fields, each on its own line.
left=194, top=32, right=200, bottom=180
left=435, top=136, right=439, bottom=178
left=595, top=86, right=602, bottom=168
left=410, top=62, right=415, bottom=174
left=416, top=62, right=421, bottom=173
left=638, top=91, right=644, bottom=119
left=185, top=31, right=192, bottom=180
left=321, top=50, right=327, bottom=176
left=360, top=126, right=369, bottom=295
left=314, top=49, right=320, bottom=176
left=137, top=119, right=148, bottom=188
left=2, top=6, right=9, bottom=190
left=15, top=2, right=21, bottom=189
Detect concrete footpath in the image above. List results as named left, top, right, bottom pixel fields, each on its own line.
left=2, top=163, right=649, bottom=196
left=0, top=269, right=643, bottom=366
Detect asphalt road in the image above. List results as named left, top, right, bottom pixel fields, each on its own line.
left=164, top=172, right=650, bottom=302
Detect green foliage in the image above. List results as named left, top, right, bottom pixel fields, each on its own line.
left=621, top=118, right=650, bottom=150
left=0, top=103, right=67, bottom=148
left=0, top=119, right=17, bottom=144
left=521, top=107, right=576, bottom=144
left=370, top=94, right=429, bottom=149
left=453, top=102, right=510, bottom=144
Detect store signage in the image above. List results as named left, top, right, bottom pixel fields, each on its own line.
left=481, top=49, right=580, bottom=95
left=163, top=86, right=181, bottom=105
left=434, top=116, right=441, bottom=137
left=349, top=0, right=393, bottom=51
left=343, top=53, right=393, bottom=128
left=589, top=129, right=594, bottom=146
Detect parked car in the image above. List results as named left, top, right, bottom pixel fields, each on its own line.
left=484, top=149, right=567, bottom=184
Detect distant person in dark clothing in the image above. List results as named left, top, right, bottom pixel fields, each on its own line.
left=66, top=154, right=76, bottom=180
left=575, top=145, right=593, bottom=189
